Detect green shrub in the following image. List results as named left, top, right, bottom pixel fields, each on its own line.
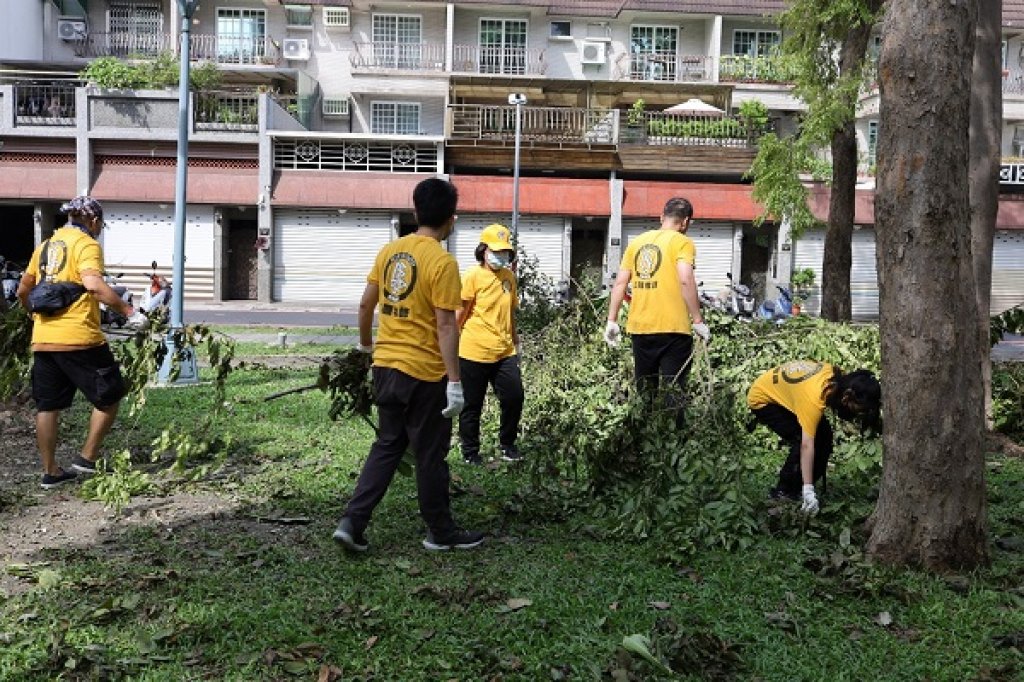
left=80, top=54, right=222, bottom=91
left=0, top=305, right=31, bottom=401
left=992, top=362, right=1024, bottom=444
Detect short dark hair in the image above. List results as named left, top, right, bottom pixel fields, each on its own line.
left=662, top=197, right=694, bottom=222
left=413, top=178, right=458, bottom=229
left=830, top=368, right=882, bottom=429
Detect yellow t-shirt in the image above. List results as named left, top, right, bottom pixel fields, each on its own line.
left=25, top=226, right=105, bottom=348
left=459, top=264, right=517, bottom=363
left=369, top=234, right=462, bottom=382
left=747, top=360, right=836, bottom=435
left=619, top=228, right=697, bottom=335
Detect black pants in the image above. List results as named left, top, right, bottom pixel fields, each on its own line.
left=751, top=404, right=833, bottom=496
left=458, top=355, right=524, bottom=457
left=344, top=367, right=456, bottom=536
left=631, top=332, right=694, bottom=428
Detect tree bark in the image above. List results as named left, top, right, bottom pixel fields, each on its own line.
left=867, top=0, right=988, bottom=570
left=970, top=0, right=1002, bottom=428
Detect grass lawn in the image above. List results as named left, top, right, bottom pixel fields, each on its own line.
left=1, top=358, right=1022, bottom=681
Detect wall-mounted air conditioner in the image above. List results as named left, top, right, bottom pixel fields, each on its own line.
left=282, top=38, right=311, bottom=61
left=57, top=17, right=88, bottom=41
left=323, top=7, right=350, bottom=30
left=579, top=40, right=606, bottom=66
left=322, top=97, right=350, bottom=116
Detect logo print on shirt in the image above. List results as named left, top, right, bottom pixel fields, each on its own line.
left=43, top=241, right=69, bottom=281
left=772, top=360, right=824, bottom=384
left=634, top=244, right=662, bottom=281
left=383, top=252, right=417, bottom=303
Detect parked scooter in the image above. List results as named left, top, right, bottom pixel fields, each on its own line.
left=758, top=285, right=794, bottom=323
left=1, top=256, right=24, bottom=309
left=140, top=261, right=171, bottom=322
left=100, top=272, right=133, bottom=327
left=698, top=280, right=725, bottom=311
left=723, top=272, right=756, bottom=320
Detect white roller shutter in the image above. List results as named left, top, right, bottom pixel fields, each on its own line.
left=792, top=228, right=878, bottom=320
left=101, top=203, right=215, bottom=301
left=450, top=215, right=566, bottom=290
left=993, top=230, right=1024, bottom=314
left=623, top=219, right=735, bottom=296
left=273, top=210, right=392, bottom=304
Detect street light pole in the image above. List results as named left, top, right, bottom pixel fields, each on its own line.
left=508, top=92, right=527, bottom=242
left=159, top=0, right=201, bottom=385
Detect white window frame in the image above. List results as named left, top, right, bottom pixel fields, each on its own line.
left=370, top=101, right=421, bottom=135
left=372, top=13, right=423, bottom=68
left=284, top=4, right=313, bottom=29
left=549, top=20, right=572, bottom=40
left=478, top=17, right=529, bottom=75
left=216, top=7, right=268, bottom=62
left=731, top=29, right=781, bottom=57
left=630, top=24, right=679, bottom=81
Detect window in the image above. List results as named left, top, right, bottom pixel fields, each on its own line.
left=549, top=21, right=571, bottom=39
left=285, top=4, right=313, bottom=29
left=732, top=29, right=781, bottom=57
left=217, top=8, right=267, bottom=64
left=372, top=14, right=422, bottom=68
left=867, top=120, right=878, bottom=167
left=630, top=25, right=678, bottom=81
left=107, top=2, right=163, bottom=56
left=371, top=102, right=421, bottom=135
left=479, top=18, right=528, bottom=75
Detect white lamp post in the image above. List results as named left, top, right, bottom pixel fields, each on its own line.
left=508, top=92, right=527, bottom=242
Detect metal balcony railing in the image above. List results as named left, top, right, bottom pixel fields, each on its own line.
left=718, top=54, right=797, bottom=84
left=349, top=42, right=447, bottom=71
left=72, top=31, right=175, bottom=58
left=14, top=84, right=77, bottom=126
left=190, top=34, right=279, bottom=65
left=618, top=51, right=713, bottom=82
left=452, top=45, right=546, bottom=76
left=273, top=137, right=439, bottom=173
left=448, top=104, right=617, bottom=145
left=194, top=91, right=259, bottom=131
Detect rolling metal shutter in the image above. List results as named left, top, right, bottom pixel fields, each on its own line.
left=450, top=215, right=566, bottom=290
left=992, top=230, right=1024, bottom=314
left=623, top=219, right=735, bottom=296
left=273, top=210, right=393, bottom=305
left=792, top=228, right=878, bottom=320
left=100, top=203, right=215, bottom=301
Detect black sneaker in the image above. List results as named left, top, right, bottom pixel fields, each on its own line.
left=332, top=517, right=369, bottom=552
left=70, top=455, right=98, bottom=475
left=462, top=451, right=483, bottom=466
left=41, top=469, right=78, bottom=489
left=422, top=528, right=485, bottom=551
left=500, top=445, right=523, bottom=462
left=768, top=486, right=800, bottom=502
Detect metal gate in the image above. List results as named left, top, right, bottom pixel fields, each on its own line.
left=992, top=229, right=1024, bottom=314
left=623, top=219, right=735, bottom=296
left=272, top=209, right=393, bottom=305
left=793, top=228, right=878, bottom=320
left=101, top=203, right=215, bottom=302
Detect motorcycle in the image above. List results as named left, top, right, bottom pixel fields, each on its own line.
left=698, top=280, right=725, bottom=311
left=758, top=285, right=795, bottom=323
left=100, top=272, right=133, bottom=327
left=1, top=256, right=24, bottom=309
left=140, top=260, right=171, bottom=322
left=723, top=272, right=756, bottom=321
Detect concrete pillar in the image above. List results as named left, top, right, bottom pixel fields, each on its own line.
left=445, top=4, right=454, bottom=72
left=75, top=87, right=91, bottom=195
left=213, top=207, right=225, bottom=301
left=708, top=16, right=723, bottom=84
left=606, top=177, right=624, bottom=288
left=257, top=94, right=273, bottom=302
left=776, top=217, right=794, bottom=287
left=561, top=217, right=572, bottom=297
left=0, top=85, right=14, bottom=130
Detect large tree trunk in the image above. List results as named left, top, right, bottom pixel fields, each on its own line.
left=819, top=1, right=882, bottom=322
left=867, top=0, right=988, bottom=570
left=970, top=0, right=1002, bottom=428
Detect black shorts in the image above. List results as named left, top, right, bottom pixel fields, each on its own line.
left=32, top=345, right=127, bottom=412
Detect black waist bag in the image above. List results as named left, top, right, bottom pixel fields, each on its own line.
left=27, top=238, right=88, bottom=315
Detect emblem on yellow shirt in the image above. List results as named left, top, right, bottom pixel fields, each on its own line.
left=383, top=252, right=417, bottom=303
left=634, top=244, right=662, bottom=280
left=773, top=360, right=824, bottom=384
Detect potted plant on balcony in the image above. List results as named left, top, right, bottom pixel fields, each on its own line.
left=737, top=99, right=769, bottom=144
left=621, top=98, right=646, bottom=143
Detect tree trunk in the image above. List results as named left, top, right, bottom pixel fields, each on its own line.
left=970, top=0, right=1002, bottom=429
left=867, top=0, right=988, bottom=570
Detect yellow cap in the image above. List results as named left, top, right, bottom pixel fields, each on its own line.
left=479, top=223, right=514, bottom=252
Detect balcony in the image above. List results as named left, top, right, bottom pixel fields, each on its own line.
left=718, top=55, right=797, bottom=84
left=615, top=52, right=714, bottom=82
left=14, top=84, right=77, bottom=127
left=350, top=42, right=447, bottom=72
left=452, top=45, right=547, bottom=76
left=195, top=91, right=259, bottom=132
left=447, top=104, right=617, bottom=147
left=273, top=136, right=440, bottom=173
left=71, top=31, right=279, bottom=66
left=72, top=32, right=175, bottom=58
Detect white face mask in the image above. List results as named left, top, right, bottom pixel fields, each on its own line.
left=486, top=251, right=510, bottom=269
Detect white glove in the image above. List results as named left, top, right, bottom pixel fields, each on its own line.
left=603, top=320, right=621, bottom=347
left=692, top=322, right=710, bottom=342
left=441, top=381, right=465, bottom=418
left=355, top=342, right=373, bottom=354
left=800, top=484, right=819, bottom=515
left=127, top=311, right=150, bottom=330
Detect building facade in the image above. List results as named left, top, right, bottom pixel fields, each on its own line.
left=1, top=0, right=1023, bottom=318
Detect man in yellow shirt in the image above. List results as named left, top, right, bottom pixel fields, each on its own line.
left=604, top=198, right=710, bottom=427
left=456, top=223, right=523, bottom=464
left=333, top=178, right=484, bottom=552
left=747, top=361, right=881, bottom=514
left=16, top=196, right=144, bottom=488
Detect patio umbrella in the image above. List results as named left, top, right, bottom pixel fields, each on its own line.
left=663, top=98, right=724, bottom=115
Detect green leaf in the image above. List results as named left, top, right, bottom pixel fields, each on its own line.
left=621, top=634, right=673, bottom=675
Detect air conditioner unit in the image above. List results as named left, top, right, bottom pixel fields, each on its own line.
left=322, top=97, right=350, bottom=116
left=579, top=40, right=606, bottom=66
left=57, top=17, right=88, bottom=41
left=282, top=38, right=310, bottom=61
left=323, top=7, right=350, bottom=29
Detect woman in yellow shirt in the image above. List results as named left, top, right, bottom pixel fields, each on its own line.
left=456, top=224, right=524, bottom=464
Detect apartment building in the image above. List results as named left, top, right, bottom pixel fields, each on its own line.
left=1, top=0, right=1022, bottom=317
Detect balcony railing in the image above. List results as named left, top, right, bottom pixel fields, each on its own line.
left=622, top=112, right=768, bottom=148
left=452, top=45, right=547, bottom=76
left=14, top=84, right=77, bottom=126
left=273, top=137, right=439, bottom=173
left=617, top=51, right=713, bottom=82
left=72, top=31, right=175, bottom=58
left=449, top=104, right=617, bottom=144
left=718, top=55, right=797, bottom=84
left=191, top=34, right=279, bottom=65
left=195, top=91, right=259, bottom=131
left=350, top=42, right=447, bottom=71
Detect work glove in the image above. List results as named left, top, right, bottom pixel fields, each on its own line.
left=800, top=484, right=819, bottom=515
left=355, top=342, right=373, bottom=354
left=127, top=311, right=150, bottom=331
left=692, top=322, right=710, bottom=342
left=441, top=381, right=465, bottom=418
left=603, top=320, right=621, bottom=348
